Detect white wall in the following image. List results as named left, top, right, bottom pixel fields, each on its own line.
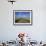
left=0, top=0, right=46, bottom=42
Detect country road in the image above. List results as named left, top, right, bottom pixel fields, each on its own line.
left=15, top=18, right=30, bottom=23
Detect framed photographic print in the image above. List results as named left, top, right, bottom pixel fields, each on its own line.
left=13, top=10, right=32, bottom=25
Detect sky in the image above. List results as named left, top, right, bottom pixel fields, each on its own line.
left=15, top=12, right=31, bottom=18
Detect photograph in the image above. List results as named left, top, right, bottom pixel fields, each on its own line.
left=13, top=10, right=32, bottom=25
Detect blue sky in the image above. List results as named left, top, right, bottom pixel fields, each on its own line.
left=15, top=12, right=31, bottom=18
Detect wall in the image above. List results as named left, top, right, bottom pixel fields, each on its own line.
left=0, top=0, right=46, bottom=42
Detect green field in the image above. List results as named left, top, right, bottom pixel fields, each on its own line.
left=15, top=18, right=30, bottom=23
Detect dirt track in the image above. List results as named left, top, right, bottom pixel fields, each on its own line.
left=15, top=18, right=30, bottom=23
